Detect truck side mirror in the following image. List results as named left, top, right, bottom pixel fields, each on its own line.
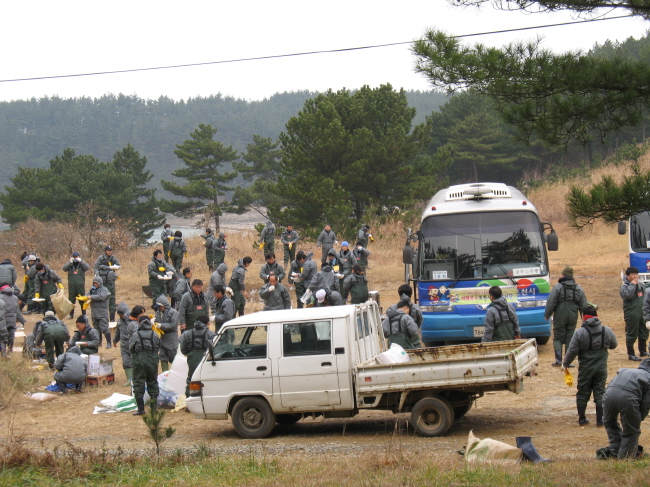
left=547, top=230, right=558, bottom=251
left=403, top=245, right=414, bottom=265
left=618, top=221, right=627, bottom=235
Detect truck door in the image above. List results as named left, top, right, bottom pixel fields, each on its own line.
left=199, top=325, right=272, bottom=417
left=277, top=320, right=341, bottom=408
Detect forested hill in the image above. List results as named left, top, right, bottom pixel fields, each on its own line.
left=0, top=89, right=448, bottom=191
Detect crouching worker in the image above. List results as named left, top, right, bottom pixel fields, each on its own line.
left=382, top=300, right=421, bottom=349
left=602, top=358, right=650, bottom=459
left=180, top=315, right=216, bottom=397
left=129, top=316, right=160, bottom=416
left=23, top=321, right=45, bottom=360
left=54, top=345, right=87, bottom=393
left=35, top=311, right=70, bottom=369
left=482, top=286, right=521, bottom=343
left=562, top=306, right=617, bottom=426
left=69, top=316, right=100, bottom=355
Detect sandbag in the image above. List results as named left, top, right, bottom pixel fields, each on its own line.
left=51, top=289, right=74, bottom=320
left=465, top=430, right=523, bottom=464
left=375, top=343, right=410, bottom=365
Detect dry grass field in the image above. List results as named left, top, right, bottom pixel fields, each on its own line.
left=1, top=167, right=650, bottom=485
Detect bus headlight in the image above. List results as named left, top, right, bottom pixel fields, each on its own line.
left=515, top=300, right=547, bottom=308
left=421, top=305, right=454, bottom=312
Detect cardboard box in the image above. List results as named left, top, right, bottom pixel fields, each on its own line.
left=88, top=354, right=114, bottom=376
left=86, top=373, right=115, bottom=387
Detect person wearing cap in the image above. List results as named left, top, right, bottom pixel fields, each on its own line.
left=148, top=249, right=174, bottom=306
left=338, top=242, right=356, bottom=299
left=22, top=253, right=39, bottom=314
left=169, top=230, right=188, bottom=271
left=69, top=315, right=100, bottom=355
left=316, top=224, right=337, bottom=267
left=178, top=279, right=209, bottom=331
left=229, top=257, right=252, bottom=317
left=280, top=224, right=299, bottom=268
left=173, top=267, right=192, bottom=310
left=53, top=345, right=87, bottom=393
left=83, top=275, right=112, bottom=348
left=62, top=251, right=90, bottom=320
left=622, top=266, right=648, bottom=361
left=357, top=224, right=373, bottom=248
left=562, top=305, right=617, bottom=426
left=129, top=315, right=161, bottom=415
left=212, top=232, right=228, bottom=267
left=259, top=252, right=285, bottom=284
left=154, top=295, right=180, bottom=371
left=35, top=311, right=70, bottom=368
left=314, top=288, right=344, bottom=307
left=33, top=262, right=63, bottom=315
left=259, top=274, right=291, bottom=311
left=94, top=246, right=121, bottom=322
left=482, top=286, right=521, bottom=343
left=113, top=302, right=133, bottom=385
left=382, top=300, right=421, bottom=349
left=161, top=224, right=173, bottom=263
left=0, top=284, right=25, bottom=353
left=353, top=241, right=371, bottom=272
left=545, top=266, right=589, bottom=367
left=259, top=220, right=276, bottom=259
left=211, top=284, right=236, bottom=333
left=180, top=314, right=216, bottom=397
left=343, top=265, right=369, bottom=304
left=200, top=228, right=217, bottom=271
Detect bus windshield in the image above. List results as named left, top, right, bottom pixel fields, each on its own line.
left=631, top=212, right=650, bottom=252
left=419, top=211, right=546, bottom=281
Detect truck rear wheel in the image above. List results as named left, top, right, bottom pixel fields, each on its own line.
left=276, top=413, right=301, bottom=425
left=231, top=397, right=276, bottom=439
left=534, top=336, right=550, bottom=346
left=411, top=396, right=454, bottom=437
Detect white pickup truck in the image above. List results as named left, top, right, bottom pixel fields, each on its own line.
left=186, top=301, right=538, bottom=438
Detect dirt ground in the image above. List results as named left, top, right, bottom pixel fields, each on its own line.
left=0, top=223, right=642, bottom=461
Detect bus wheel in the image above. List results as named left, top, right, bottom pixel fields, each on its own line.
left=411, top=396, right=454, bottom=437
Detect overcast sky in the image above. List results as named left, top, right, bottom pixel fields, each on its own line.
left=1, top=1, right=646, bottom=103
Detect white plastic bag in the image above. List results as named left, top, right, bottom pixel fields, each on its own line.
left=100, top=392, right=134, bottom=409
left=375, top=343, right=410, bottom=365
left=25, top=392, right=58, bottom=402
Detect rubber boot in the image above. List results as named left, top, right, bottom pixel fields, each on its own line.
left=160, top=361, right=169, bottom=372
left=639, top=340, right=648, bottom=357
left=68, top=311, right=74, bottom=320
left=516, top=437, right=552, bottom=463
left=628, top=343, right=642, bottom=362
left=596, top=403, right=604, bottom=427
left=578, top=404, right=590, bottom=425
left=110, top=311, right=115, bottom=322
left=81, top=308, right=86, bottom=316
left=105, top=332, right=112, bottom=348
left=123, top=367, right=133, bottom=386
left=133, top=397, right=145, bottom=416
left=551, top=349, right=562, bottom=367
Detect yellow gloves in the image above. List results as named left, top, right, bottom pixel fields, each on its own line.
left=34, top=293, right=40, bottom=299
left=202, top=242, right=206, bottom=246
left=56, top=283, right=64, bottom=290
left=23, top=275, right=28, bottom=283
left=168, top=236, right=174, bottom=241
left=184, top=252, right=188, bottom=259
left=76, top=295, right=89, bottom=301
left=158, top=267, right=166, bottom=272
left=288, top=242, right=293, bottom=250
left=564, top=368, right=573, bottom=387
left=369, top=235, right=375, bottom=242
left=152, top=322, right=165, bottom=337
left=258, top=242, right=265, bottom=250
left=167, top=252, right=171, bottom=258
left=82, top=301, right=90, bottom=311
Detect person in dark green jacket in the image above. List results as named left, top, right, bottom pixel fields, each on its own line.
left=35, top=312, right=70, bottom=368
left=62, top=252, right=90, bottom=320
left=161, top=224, right=173, bottom=263
left=178, top=279, right=209, bottom=331
left=229, top=257, right=252, bottom=317
left=33, top=263, right=63, bottom=314
left=280, top=225, right=299, bottom=268
left=200, top=229, right=217, bottom=271
left=69, top=316, right=100, bottom=355
left=343, top=265, right=369, bottom=304
left=259, top=221, right=276, bottom=259
left=212, top=233, right=227, bottom=267
left=621, top=267, right=648, bottom=361
left=169, top=231, right=188, bottom=271
left=545, top=266, right=589, bottom=366
left=129, top=316, right=160, bottom=415
left=482, top=286, right=521, bottom=343
left=94, top=246, right=121, bottom=322
left=147, top=250, right=174, bottom=306
left=180, top=315, right=216, bottom=397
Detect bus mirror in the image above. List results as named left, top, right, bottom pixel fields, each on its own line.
left=403, top=245, right=414, bottom=265
left=618, top=221, right=627, bottom=235
left=547, top=230, right=558, bottom=251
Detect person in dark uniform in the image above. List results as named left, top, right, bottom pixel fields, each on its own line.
left=129, top=315, right=160, bottom=416
left=178, top=279, right=209, bottom=332
left=622, top=267, right=648, bottom=361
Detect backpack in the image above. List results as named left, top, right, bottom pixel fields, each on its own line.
left=349, top=275, right=369, bottom=304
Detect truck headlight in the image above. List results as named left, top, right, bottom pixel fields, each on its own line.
left=515, top=300, right=547, bottom=308
left=421, top=305, right=454, bottom=312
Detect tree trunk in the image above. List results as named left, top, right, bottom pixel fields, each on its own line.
left=214, top=191, right=220, bottom=232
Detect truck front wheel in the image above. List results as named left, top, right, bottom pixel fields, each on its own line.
left=411, top=396, right=454, bottom=437
left=231, top=397, right=276, bottom=439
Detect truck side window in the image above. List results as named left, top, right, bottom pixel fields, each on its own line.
left=213, top=325, right=268, bottom=359
left=283, top=321, right=331, bottom=356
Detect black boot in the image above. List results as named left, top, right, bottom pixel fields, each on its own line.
left=110, top=311, right=115, bottom=322
left=551, top=349, right=562, bottom=367
left=578, top=404, right=590, bottom=425
left=628, top=343, right=642, bottom=361
left=640, top=340, right=648, bottom=357
left=596, top=403, right=604, bottom=427
left=68, top=311, right=74, bottom=320
left=81, top=308, right=86, bottom=316
left=105, top=332, right=112, bottom=348
left=516, top=437, right=552, bottom=463
left=133, top=397, right=145, bottom=416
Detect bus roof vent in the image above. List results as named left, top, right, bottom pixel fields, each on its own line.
left=445, top=183, right=511, bottom=201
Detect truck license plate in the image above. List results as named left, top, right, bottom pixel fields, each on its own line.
left=473, top=327, right=485, bottom=338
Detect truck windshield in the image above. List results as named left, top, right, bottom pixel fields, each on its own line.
left=631, top=212, right=650, bottom=252
left=419, top=211, right=546, bottom=281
